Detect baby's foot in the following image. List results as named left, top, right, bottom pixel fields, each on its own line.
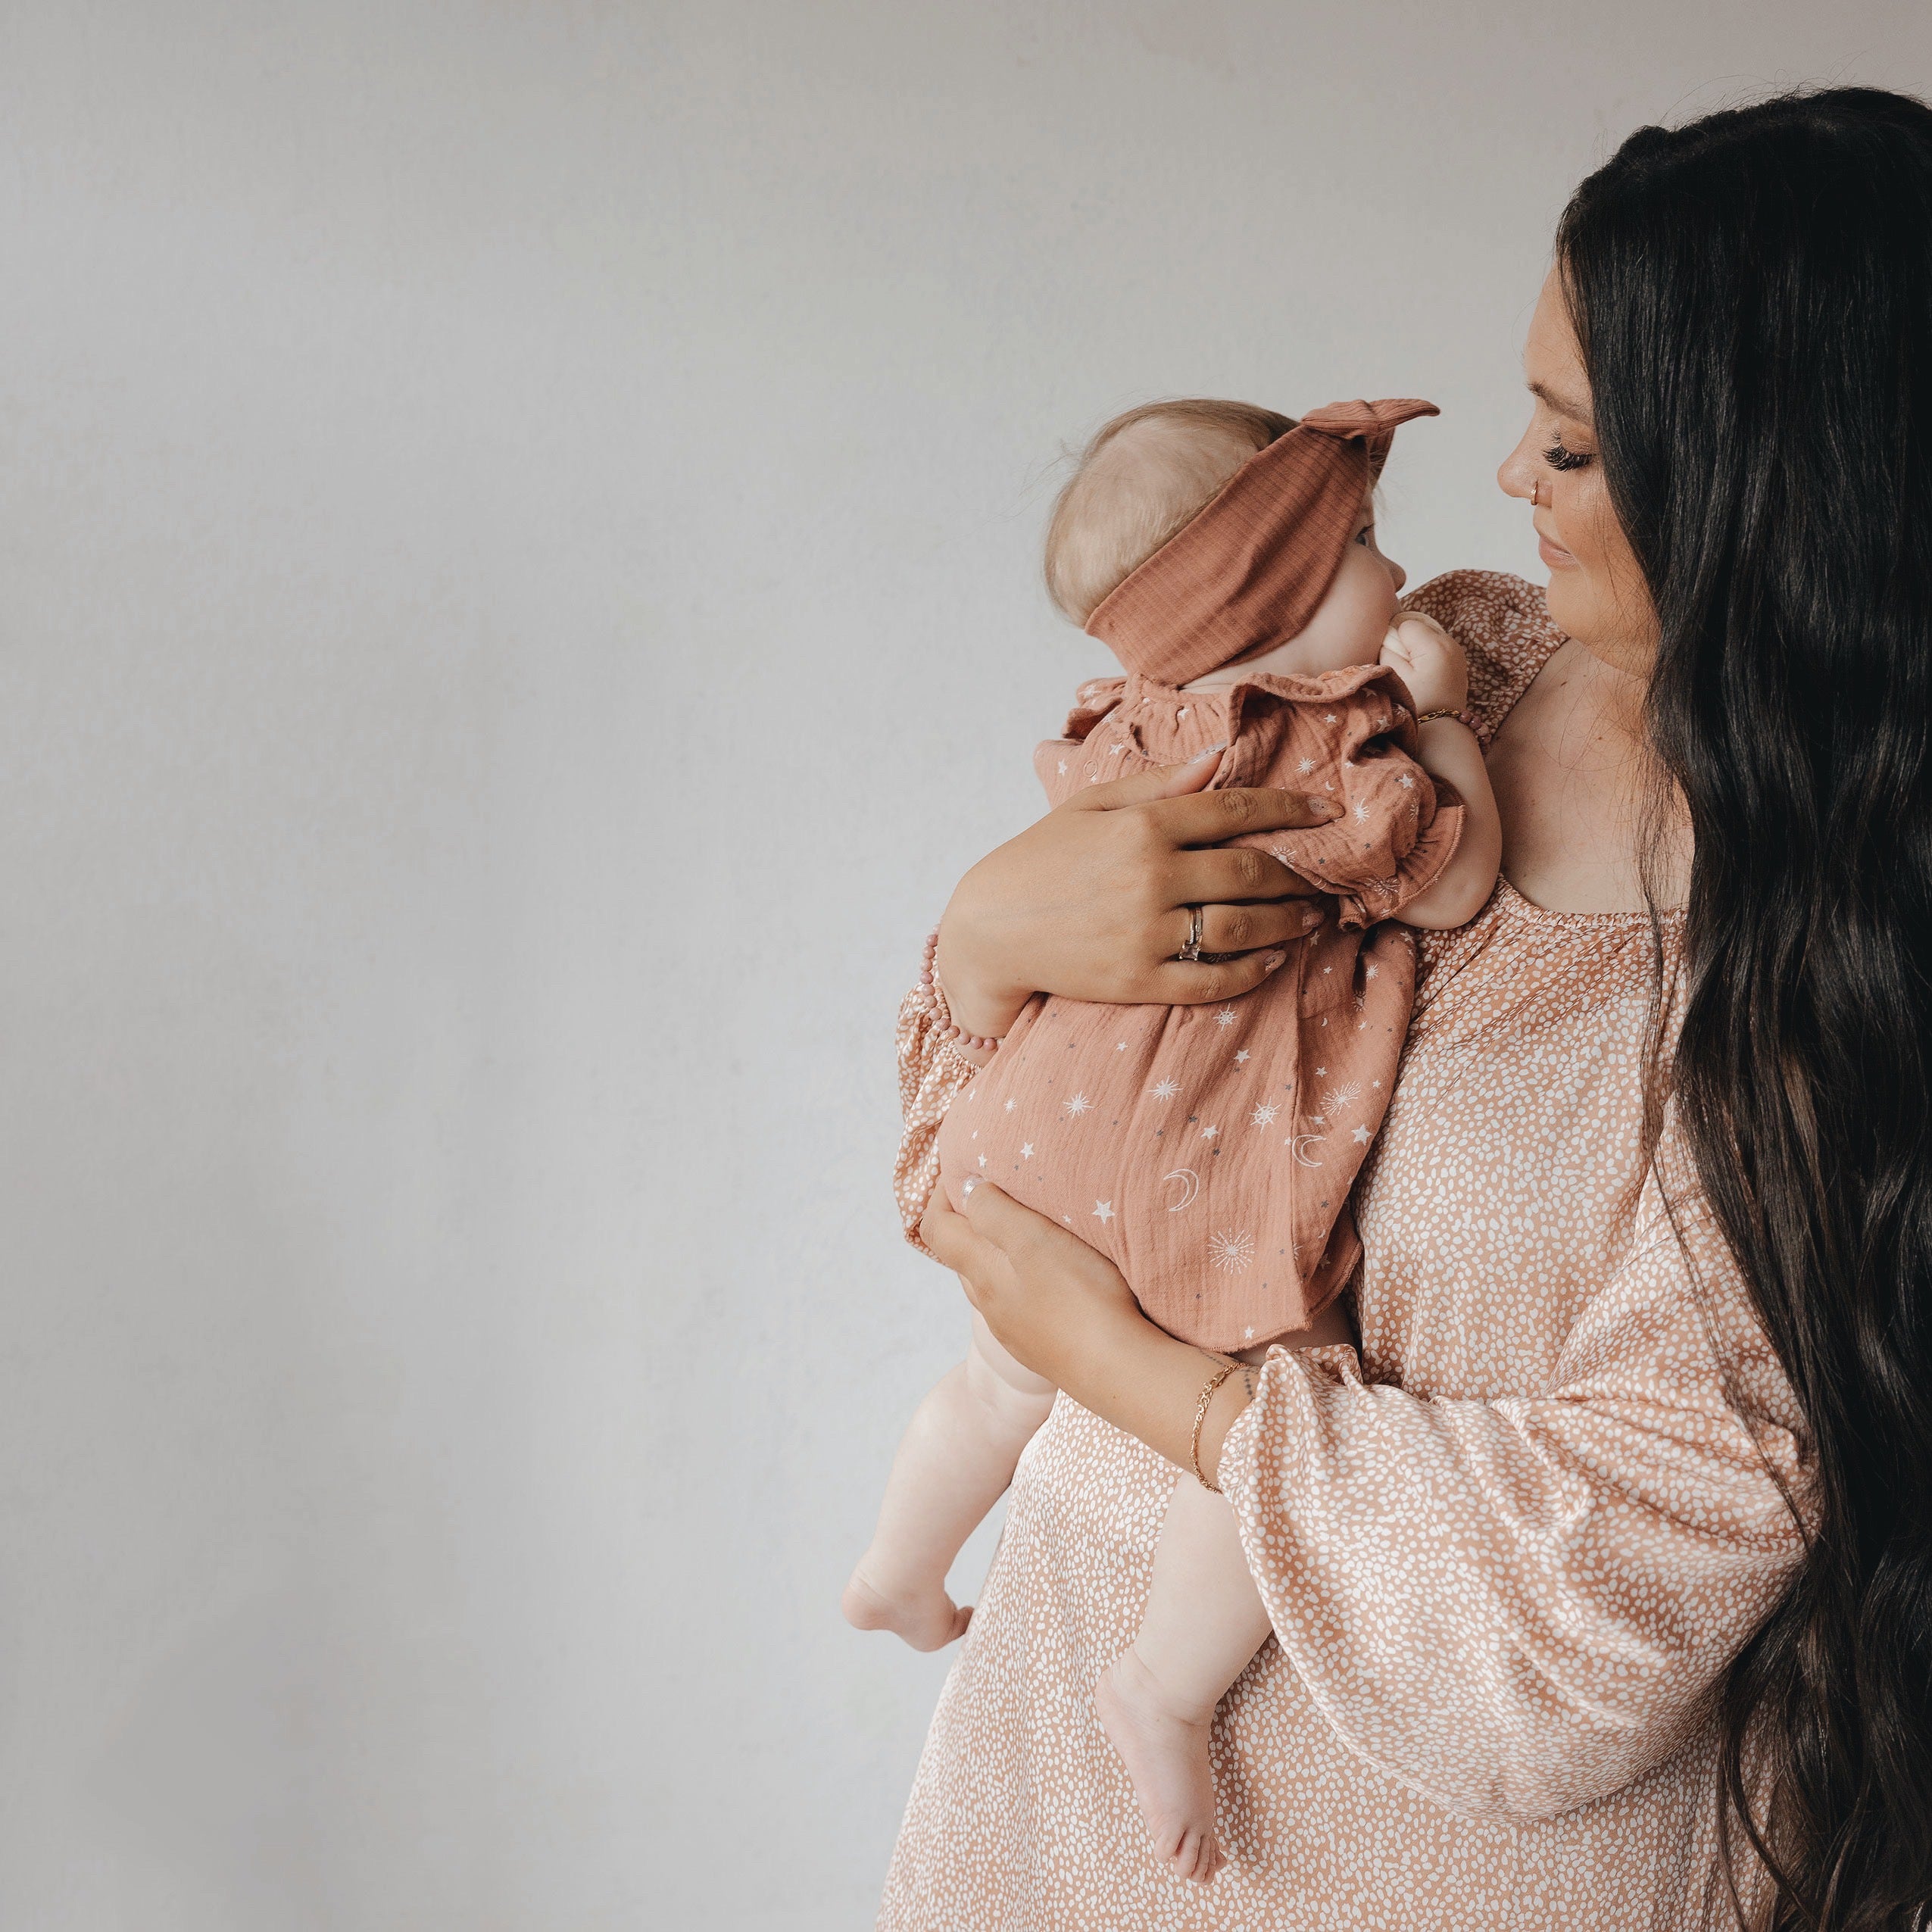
left=841, top=1567, right=972, bottom=1652
left=1094, top=1649, right=1225, bottom=1886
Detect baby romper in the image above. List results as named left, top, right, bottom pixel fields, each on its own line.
left=933, top=665, right=1462, bottom=1350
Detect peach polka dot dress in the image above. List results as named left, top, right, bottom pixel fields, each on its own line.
left=880, top=573, right=1811, bottom=1931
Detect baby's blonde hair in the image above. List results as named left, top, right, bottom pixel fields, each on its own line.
left=1044, top=398, right=1296, bottom=624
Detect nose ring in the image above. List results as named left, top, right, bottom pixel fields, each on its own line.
left=1529, top=478, right=1541, bottom=510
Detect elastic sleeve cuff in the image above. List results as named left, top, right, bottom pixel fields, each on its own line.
left=892, top=979, right=980, bottom=1256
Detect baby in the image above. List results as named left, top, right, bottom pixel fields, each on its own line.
left=845, top=398, right=1503, bottom=1884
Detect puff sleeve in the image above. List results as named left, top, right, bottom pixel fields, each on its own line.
left=1218, top=1141, right=1809, bottom=1821
left=892, top=976, right=980, bottom=1256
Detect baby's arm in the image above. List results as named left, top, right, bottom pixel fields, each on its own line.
left=1378, top=614, right=1503, bottom=931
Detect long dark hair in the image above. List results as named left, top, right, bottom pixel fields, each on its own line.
left=1558, top=90, right=1932, bottom=1930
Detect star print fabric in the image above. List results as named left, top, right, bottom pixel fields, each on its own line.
left=929, top=661, right=1462, bottom=1351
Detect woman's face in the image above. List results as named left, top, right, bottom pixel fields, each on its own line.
left=1497, top=270, right=1656, bottom=673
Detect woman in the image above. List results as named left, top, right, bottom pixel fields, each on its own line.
left=879, top=90, right=1932, bottom=1931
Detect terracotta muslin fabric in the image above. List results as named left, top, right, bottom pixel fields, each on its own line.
left=924, top=397, right=1453, bottom=1349
left=1085, top=398, right=1440, bottom=689
left=932, top=664, right=1461, bottom=1349
left=885, top=573, right=1811, bottom=1930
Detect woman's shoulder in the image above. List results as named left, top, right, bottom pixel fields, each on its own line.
left=1400, top=570, right=1563, bottom=744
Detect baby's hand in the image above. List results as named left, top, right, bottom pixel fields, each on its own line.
left=1379, top=613, right=1468, bottom=717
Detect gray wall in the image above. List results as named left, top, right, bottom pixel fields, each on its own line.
left=1, top=5, right=1925, bottom=1927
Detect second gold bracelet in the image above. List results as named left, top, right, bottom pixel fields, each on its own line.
left=1190, top=1360, right=1238, bottom=1493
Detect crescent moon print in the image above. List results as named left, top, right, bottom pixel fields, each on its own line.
left=1290, top=1135, right=1326, bottom=1168
left=1162, top=1169, right=1200, bottom=1212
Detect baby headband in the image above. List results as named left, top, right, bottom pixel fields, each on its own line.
left=1083, top=397, right=1440, bottom=688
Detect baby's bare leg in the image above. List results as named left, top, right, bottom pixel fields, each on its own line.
left=1095, top=1472, right=1272, bottom=1887
left=843, top=1312, right=1057, bottom=1651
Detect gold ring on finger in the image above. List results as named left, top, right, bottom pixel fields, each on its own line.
left=1176, top=904, right=1205, bottom=964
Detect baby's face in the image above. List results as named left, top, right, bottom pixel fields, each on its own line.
left=1186, top=494, right=1406, bottom=688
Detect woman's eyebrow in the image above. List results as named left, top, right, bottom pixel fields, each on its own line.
left=1529, top=379, right=1593, bottom=426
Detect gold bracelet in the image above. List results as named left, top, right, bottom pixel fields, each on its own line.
left=1414, top=707, right=1479, bottom=732
left=1190, top=1359, right=1238, bottom=1493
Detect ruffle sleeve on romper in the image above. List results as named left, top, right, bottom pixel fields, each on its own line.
left=1215, top=664, right=1465, bottom=931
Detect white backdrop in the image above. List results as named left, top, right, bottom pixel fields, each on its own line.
left=2, top=5, right=1927, bottom=1927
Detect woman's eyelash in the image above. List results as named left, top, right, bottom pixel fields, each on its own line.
left=1543, top=440, right=1593, bottom=472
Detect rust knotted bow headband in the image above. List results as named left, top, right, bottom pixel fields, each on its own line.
left=1084, top=398, right=1440, bottom=688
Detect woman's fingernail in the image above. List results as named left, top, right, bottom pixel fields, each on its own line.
left=1308, top=796, right=1341, bottom=819
left=1188, top=740, right=1229, bottom=766
left=1300, top=905, right=1323, bottom=929
left=962, top=1178, right=978, bottom=1197
left=1263, top=952, right=1286, bottom=971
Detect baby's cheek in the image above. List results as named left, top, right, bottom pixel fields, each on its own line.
left=1365, top=570, right=1403, bottom=642
left=1346, top=564, right=1400, bottom=652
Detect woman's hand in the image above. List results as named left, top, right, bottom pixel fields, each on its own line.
left=920, top=1181, right=1255, bottom=1483
left=935, top=756, right=1341, bottom=1040
left=920, top=1181, right=1146, bottom=1388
